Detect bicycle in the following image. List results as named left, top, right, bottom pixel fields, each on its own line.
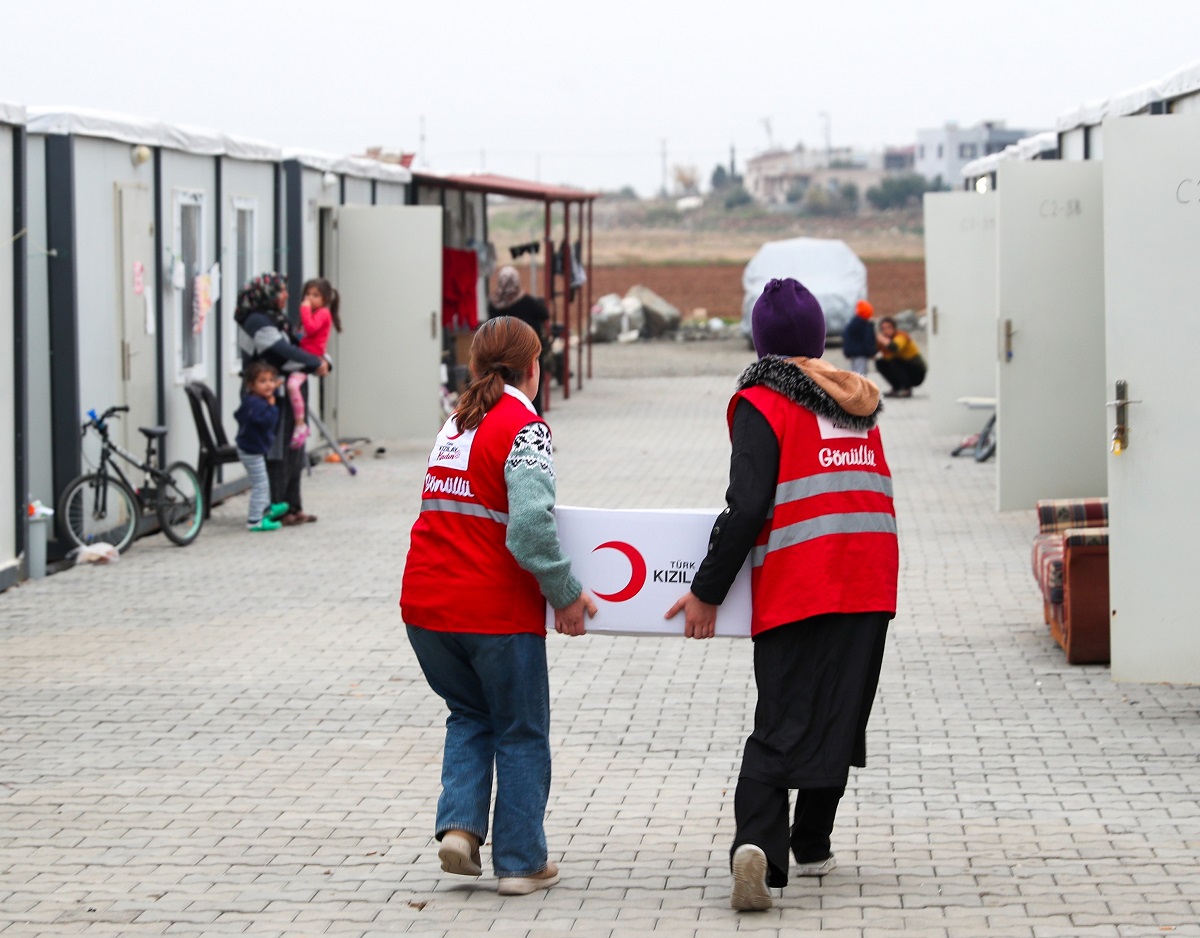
left=57, top=406, right=204, bottom=553
left=950, top=397, right=997, bottom=463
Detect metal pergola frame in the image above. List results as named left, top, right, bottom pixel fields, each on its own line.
left=410, top=171, right=598, bottom=411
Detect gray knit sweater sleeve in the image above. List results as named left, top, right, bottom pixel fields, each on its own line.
left=504, top=422, right=583, bottom=610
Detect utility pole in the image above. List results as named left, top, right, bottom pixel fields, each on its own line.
left=660, top=139, right=668, bottom=198
left=419, top=116, right=426, bottom=166
left=819, top=112, right=831, bottom=165
left=730, top=143, right=736, bottom=179
left=761, top=117, right=774, bottom=150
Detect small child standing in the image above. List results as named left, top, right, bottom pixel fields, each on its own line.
left=286, top=278, right=341, bottom=449
left=235, top=361, right=291, bottom=532
left=842, top=299, right=878, bottom=377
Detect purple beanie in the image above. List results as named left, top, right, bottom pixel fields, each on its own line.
left=752, top=278, right=826, bottom=360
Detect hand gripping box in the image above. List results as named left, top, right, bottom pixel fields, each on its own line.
left=546, top=506, right=751, bottom=637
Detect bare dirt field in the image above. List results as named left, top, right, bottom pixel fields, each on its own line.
left=587, top=219, right=925, bottom=266
left=589, top=259, right=925, bottom=320
left=490, top=197, right=926, bottom=320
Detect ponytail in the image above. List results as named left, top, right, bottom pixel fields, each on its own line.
left=454, top=317, right=542, bottom=431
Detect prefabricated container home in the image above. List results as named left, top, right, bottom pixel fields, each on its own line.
left=1057, top=60, right=1200, bottom=161
left=1, top=102, right=26, bottom=588
left=24, top=108, right=282, bottom=555
left=278, top=149, right=415, bottom=442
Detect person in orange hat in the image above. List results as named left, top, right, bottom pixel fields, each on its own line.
left=842, top=299, right=877, bottom=376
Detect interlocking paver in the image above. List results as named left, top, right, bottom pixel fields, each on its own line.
left=3, top=336, right=1199, bottom=937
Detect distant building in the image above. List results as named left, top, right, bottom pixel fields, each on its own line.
left=744, top=143, right=891, bottom=207
left=884, top=146, right=915, bottom=172
left=915, top=121, right=1037, bottom=187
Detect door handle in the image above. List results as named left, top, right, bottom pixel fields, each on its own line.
left=1003, top=319, right=1017, bottom=362
left=430, top=311, right=437, bottom=338
left=122, top=340, right=131, bottom=381
left=1106, top=379, right=1142, bottom=455
left=931, top=306, right=938, bottom=336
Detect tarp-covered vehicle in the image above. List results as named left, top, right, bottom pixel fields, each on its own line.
left=741, top=238, right=867, bottom=347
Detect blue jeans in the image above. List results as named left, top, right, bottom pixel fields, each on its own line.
left=406, top=625, right=551, bottom=877
left=237, top=450, right=270, bottom=523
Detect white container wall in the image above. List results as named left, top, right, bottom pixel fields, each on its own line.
left=375, top=181, right=408, bottom=206
left=922, top=191, right=998, bottom=436
left=994, top=160, right=1107, bottom=512
left=71, top=136, right=158, bottom=455
left=218, top=157, right=278, bottom=466
left=159, top=148, right=221, bottom=469
left=1103, top=114, right=1200, bottom=684
left=334, top=205, right=443, bottom=443
left=23, top=134, right=52, bottom=514
left=0, top=111, right=21, bottom=587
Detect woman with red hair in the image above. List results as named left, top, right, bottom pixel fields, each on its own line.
left=401, top=316, right=595, bottom=896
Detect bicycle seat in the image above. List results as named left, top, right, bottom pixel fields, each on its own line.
left=138, top=425, right=169, bottom=439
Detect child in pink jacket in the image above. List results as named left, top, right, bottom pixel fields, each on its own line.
left=287, top=278, right=341, bottom=448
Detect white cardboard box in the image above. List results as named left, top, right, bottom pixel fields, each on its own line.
left=546, top=506, right=752, bottom=637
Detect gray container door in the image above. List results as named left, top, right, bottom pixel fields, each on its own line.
left=334, top=205, right=443, bottom=442
left=923, top=191, right=998, bottom=436
left=1103, top=114, right=1200, bottom=683
left=995, top=161, right=1107, bottom=512
left=115, top=183, right=158, bottom=453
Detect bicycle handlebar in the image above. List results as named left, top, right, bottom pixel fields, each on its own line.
left=84, top=405, right=130, bottom=432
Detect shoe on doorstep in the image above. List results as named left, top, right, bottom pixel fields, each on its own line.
left=437, top=830, right=482, bottom=877
left=794, top=853, right=837, bottom=876
left=266, top=502, right=291, bottom=522
left=730, top=844, right=772, bottom=911
left=247, top=518, right=281, bottom=532
left=497, top=861, right=559, bottom=896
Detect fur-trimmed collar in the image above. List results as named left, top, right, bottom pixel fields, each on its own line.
left=736, top=356, right=882, bottom=432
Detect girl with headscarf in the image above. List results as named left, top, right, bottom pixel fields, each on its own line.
left=235, top=272, right=328, bottom=525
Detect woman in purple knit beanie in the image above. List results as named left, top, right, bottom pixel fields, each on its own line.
left=751, top=278, right=826, bottom=359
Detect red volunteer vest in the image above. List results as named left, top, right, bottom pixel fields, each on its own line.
left=731, top=384, right=899, bottom=636
left=400, top=391, right=547, bottom=635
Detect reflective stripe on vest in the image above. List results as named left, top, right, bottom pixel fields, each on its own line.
left=777, top=469, right=893, bottom=502
left=767, top=470, right=894, bottom=518
left=421, top=498, right=510, bottom=524
left=752, top=511, right=898, bottom=567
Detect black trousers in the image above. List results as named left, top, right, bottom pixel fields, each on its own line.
left=266, top=381, right=305, bottom=513
left=733, top=779, right=845, bottom=887
left=731, top=612, right=890, bottom=888
left=876, top=356, right=926, bottom=393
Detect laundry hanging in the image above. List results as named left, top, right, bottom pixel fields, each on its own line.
left=442, top=247, right=479, bottom=331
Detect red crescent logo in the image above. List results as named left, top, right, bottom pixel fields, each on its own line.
left=591, top=540, right=647, bottom=603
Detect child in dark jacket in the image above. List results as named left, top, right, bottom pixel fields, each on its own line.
left=235, top=361, right=291, bottom=532
left=842, top=300, right=878, bottom=377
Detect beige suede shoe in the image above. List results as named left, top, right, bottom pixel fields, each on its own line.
left=497, top=861, right=559, bottom=896
left=437, top=830, right=482, bottom=877
left=730, top=844, right=772, bottom=911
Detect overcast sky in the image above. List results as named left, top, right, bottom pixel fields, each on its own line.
left=3, top=1, right=1198, bottom=196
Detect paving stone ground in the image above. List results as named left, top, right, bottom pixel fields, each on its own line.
left=2, top=335, right=1199, bottom=938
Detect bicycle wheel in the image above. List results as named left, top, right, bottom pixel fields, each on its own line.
left=156, top=461, right=204, bottom=546
left=974, top=414, right=997, bottom=462
left=58, top=473, right=140, bottom=554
